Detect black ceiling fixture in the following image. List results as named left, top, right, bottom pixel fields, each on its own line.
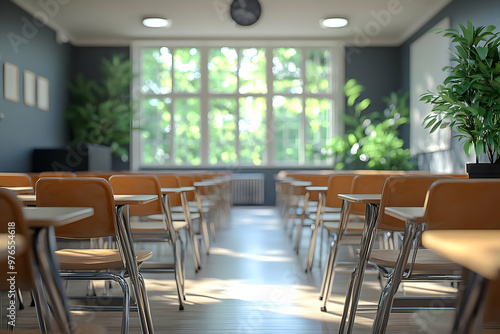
left=230, top=0, right=262, bottom=27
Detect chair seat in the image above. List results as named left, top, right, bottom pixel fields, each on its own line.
left=57, top=249, right=153, bottom=271
left=131, top=220, right=188, bottom=233
left=368, top=249, right=463, bottom=274
left=171, top=204, right=210, bottom=214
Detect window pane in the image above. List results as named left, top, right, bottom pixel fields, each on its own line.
left=306, top=49, right=330, bottom=94
left=209, top=48, right=238, bottom=93
left=174, top=48, right=200, bottom=93
left=141, top=47, right=172, bottom=94
left=273, top=96, right=302, bottom=163
left=140, top=98, right=172, bottom=165
left=174, top=98, right=201, bottom=165
left=305, top=98, right=331, bottom=164
left=273, top=48, right=302, bottom=94
left=208, top=99, right=237, bottom=165
left=239, top=97, right=266, bottom=165
left=240, top=48, right=267, bottom=94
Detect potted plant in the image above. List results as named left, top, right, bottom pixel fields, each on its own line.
left=318, top=79, right=416, bottom=170
left=420, top=19, right=500, bottom=177
left=65, top=54, right=133, bottom=163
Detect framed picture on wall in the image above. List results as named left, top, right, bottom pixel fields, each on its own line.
left=4, top=62, right=20, bottom=103
left=37, top=76, right=49, bottom=111
left=23, top=70, right=36, bottom=107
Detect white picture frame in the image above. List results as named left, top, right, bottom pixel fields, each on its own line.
left=37, top=76, right=50, bottom=111
left=23, top=70, right=36, bottom=107
left=4, top=62, right=19, bottom=103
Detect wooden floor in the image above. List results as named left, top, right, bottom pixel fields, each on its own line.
left=10, top=206, right=457, bottom=333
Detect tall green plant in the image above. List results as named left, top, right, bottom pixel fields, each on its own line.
left=321, top=79, right=415, bottom=170
left=421, top=20, right=500, bottom=163
left=65, top=54, right=133, bottom=161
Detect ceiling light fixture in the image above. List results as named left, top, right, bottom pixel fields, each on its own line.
left=320, top=17, right=348, bottom=28
left=142, top=17, right=171, bottom=28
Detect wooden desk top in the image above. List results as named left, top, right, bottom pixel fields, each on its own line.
left=19, top=194, right=157, bottom=207
left=338, top=194, right=381, bottom=204
left=22, top=207, right=94, bottom=228
left=385, top=207, right=425, bottom=223
left=1, top=186, right=33, bottom=194
left=306, top=186, right=328, bottom=192
left=422, top=230, right=500, bottom=280
left=113, top=194, right=157, bottom=206
left=161, top=187, right=195, bottom=194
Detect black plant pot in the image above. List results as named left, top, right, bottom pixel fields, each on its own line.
left=466, top=163, right=500, bottom=178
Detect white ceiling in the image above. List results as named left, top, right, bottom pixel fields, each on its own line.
left=12, top=0, right=451, bottom=46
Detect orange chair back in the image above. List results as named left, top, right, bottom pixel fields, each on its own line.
left=294, top=174, right=330, bottom=201
left=0, top=173, right=33, bottom=187
left=156, top=174, right=182, bottom=207
left=39, top=171, right=76, bottom=178
left=423, top=179, right=500, bottom=230
left=36, top=178, right=116, bottom=239
left=377, top=175, right=451, bottom=231
left=178, top=175, right=196, bottom=201
left=109, top=175, right=163, bottom=217
left=0, top=189, right=35, bottom=289
left=324, top=174, right=357, bottom=209
left=349, top=174, right=393, bottom=216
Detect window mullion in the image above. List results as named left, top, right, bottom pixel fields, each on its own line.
left=299, top=48, right=306, bottom=165
left=266, top=47, right=274, bottom=166
left=200, top=47, right=209, bottom=165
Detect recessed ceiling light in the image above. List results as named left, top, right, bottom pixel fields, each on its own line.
left=320, top=17, right=348, bottom=28
left=142, top=17, right=171, bottom=28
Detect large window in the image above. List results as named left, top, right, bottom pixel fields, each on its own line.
left=132, top=42, right=342, bottom=168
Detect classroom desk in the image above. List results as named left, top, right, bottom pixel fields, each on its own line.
left=304, top=186, right=328, bottom=272
left=113, top=194, right=157, bottom=334
left=422, top=230, right=500, bottom=334
left=23, top=206, right=94, bottom=334
left=19, top=194, right=158, bottom=334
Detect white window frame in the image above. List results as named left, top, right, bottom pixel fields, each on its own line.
left=130, top=40, right=345, bottom=170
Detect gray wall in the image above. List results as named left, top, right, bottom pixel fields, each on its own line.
left=0, top=1, right=72, bottom=172
left=400, top=0, right=500, bottom=172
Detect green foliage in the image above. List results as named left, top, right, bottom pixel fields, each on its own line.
left=321, top=79, right=415, bottom=170
left=421, top=19, right=500, bottom=163
left=65, top=54, right=133, bottom=161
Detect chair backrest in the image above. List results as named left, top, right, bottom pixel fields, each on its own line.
left=178, top=175, right=196, bottom=201
left=75, top=171, right=115, bottom=181
left=423, top=179, right=500, bottom=230
left=156, top=174, right=182, bottom=207
left=294, top=174, right=330, bottom=201
left=39, top=171, right=77, bottom=178
left=36, top=178, right=117, bottom=239
left=349, top=173, right=393, bottom=216
left=0, top=172, right=33, bottom=187
left=0, top=189, right=35, bottom=289
left=109, top=175, right=163, bottom=217
left=377, top=175, right=451, bottom=231
left=324, top=174, right=357, bottom=209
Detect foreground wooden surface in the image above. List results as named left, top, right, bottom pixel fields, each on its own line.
left=7, top=206, right=457, bottom=333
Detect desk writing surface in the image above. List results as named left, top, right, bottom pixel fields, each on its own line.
left=113, top=194, right=157, bottom=206
left=18, top=194, right=36, bottom=205
left=422, top=230, right=500, bottom=280
left=161, top=187, right=195, bottom=194
left=306, top=186, right=328, bottom=192
left=338, top=194, right=381, bottom=204
left=22, top=207, right=94, bottom=228
left=0, top=186, right=33, bottom=194
left=385, top=207, right=425, bottom=223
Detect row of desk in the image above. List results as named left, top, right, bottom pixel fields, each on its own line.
left=277, top=175, right=499, bottom=333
